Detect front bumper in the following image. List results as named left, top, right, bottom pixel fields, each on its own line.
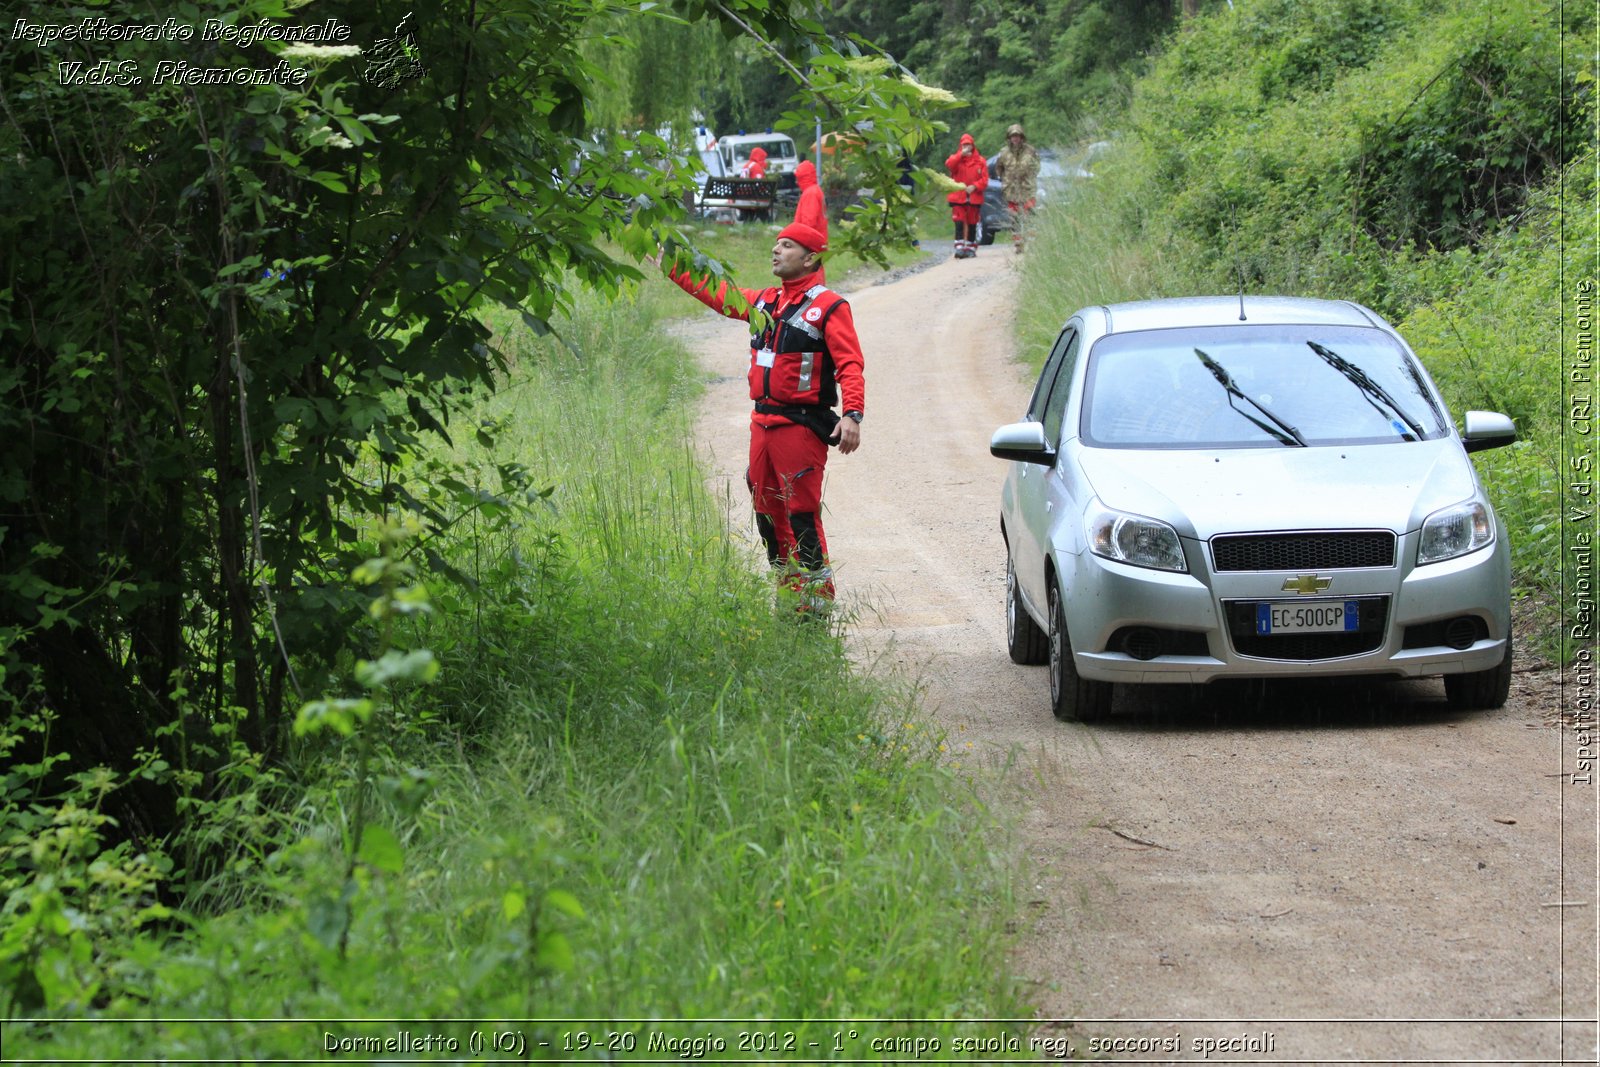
left=1061, top=528, right=1511, bottom=684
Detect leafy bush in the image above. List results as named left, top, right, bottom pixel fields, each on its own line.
left=1106, top=0, right=1588, bottom=313
left=1396, top=144, right=1596, bottom=629
left=3, top=282, right=1024, bottom=1056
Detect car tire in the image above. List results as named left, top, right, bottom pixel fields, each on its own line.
left=1048, top=578, right=1113, bottom=722
left=1444, top=634, right=1513, bottom=710
left=978, top=226, right=995, bottom=246
left=1006, top=552, right=1049, bottom=665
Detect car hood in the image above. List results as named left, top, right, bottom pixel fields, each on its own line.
left=1074, top=440, right=1478, bottom=538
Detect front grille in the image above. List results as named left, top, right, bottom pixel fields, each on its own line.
left=1211, top=531, right=1395, bottom=572
left=1225, top=597, right=1389, bottom=660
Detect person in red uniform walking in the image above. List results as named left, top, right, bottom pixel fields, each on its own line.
left=945, top=132, right=987, bottom=259
left=739, top=145, right=769, bottom=179
left=665, top=215, right=864, bottom=609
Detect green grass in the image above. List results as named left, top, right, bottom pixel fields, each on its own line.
left=1015, top=169, right=1179, bottom=357
left=2, top=270, right=1025, bottom=1059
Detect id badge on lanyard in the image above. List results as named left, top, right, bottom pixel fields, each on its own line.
left=755, top=347, right=776, bottom=368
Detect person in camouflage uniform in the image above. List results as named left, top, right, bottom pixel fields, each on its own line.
left=994, top=123, right=1041, bottom=253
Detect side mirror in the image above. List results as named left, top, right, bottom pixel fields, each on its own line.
left=990, top=421, right=1055, bottom=466
left=1461, top=410, right=1516, bottom=454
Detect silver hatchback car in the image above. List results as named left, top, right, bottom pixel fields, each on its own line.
left=992, top=296, right=1517, bottom=721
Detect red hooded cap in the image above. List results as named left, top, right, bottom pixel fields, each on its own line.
left=792, top=159, right=827, bottom=237
left=776, top=222, right=827, bottom=253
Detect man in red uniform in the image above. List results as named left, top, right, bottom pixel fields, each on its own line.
left=739, top=145, right=769, bottom=179
left=666, top=219, right=865, bottom=608
left=945, top=132, right=988, bottom=259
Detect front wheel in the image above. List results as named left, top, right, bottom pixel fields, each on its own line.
left=1048, top=578, right=1113, bottom=722
left=1444, top=635, right=1513, bottom=710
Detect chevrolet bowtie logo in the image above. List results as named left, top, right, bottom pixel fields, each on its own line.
left=1283, top=574, right=1333, bottom=595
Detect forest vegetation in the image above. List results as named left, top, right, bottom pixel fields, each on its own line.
left=1, top=0, right=1592, bottom=1056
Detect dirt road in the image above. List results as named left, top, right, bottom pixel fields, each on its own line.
left=681, top=247, right=1598, bottom=1063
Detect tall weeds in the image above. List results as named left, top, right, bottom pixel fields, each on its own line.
left=3, top=273, right=1024, bottom=1058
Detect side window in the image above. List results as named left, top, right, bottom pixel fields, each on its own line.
left=1039, top=330, right=1081, bottom=446
left=1027, top=327, right=1076, bottom=422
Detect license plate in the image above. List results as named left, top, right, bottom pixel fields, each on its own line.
left=1255, top=600, right=1359, bottom=635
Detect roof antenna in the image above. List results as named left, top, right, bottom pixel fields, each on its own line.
left=1229, top=204, right=1247, bottom=320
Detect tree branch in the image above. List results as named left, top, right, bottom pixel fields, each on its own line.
left=707, top=0, right=844, bottom=122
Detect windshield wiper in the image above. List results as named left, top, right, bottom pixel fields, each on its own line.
left=1306, top=340, right=1425, bottom=441
left=1193, top=348, right=1307, bottom=447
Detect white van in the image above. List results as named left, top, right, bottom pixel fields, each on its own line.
left=716, top=132, right=800, bottom=181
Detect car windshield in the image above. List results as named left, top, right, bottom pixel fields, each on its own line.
left=730, top=138, right=796, bottom=162
left=1081, top=324, right=1450, bottom=449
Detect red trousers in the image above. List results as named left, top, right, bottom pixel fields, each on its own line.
left=746, top=419, right=829, bottom=571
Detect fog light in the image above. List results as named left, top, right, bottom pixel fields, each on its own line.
left=1121, top=628, right=1162, bottom=661
left=1444, top=617, right=1479, bottom=650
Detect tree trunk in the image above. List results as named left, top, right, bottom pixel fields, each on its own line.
left=210, top=352, right=264, bottom=753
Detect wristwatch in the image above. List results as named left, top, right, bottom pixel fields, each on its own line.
left=843, top=410, right=864, bottom=424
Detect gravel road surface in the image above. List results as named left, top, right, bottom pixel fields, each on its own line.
left=679, top=247, right=1597, bottom=1064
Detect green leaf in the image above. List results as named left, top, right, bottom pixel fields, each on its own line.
left=502, top=889, right=526, bottom=922
left=536, top=931, right=575, bottom=972
left=305, top=893, right=349, bottom=951
left=549, top=81, right=585, bottom=135
left=354, top=649, right=439, bottom=688
left=544, top=889, right=585, bottom=919
left=307, top=171, right=349, bottom=193
left=357, top=824, right=404, bottom=874
left=293, top=697, right=374, bottom=737
left=217, top=257, right=264, bottom=278
left=334, top=115, right=375, bottom=147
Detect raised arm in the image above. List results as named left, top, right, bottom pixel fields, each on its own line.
left=668, top=263, right=759, bottom=322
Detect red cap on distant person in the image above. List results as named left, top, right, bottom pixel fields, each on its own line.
left=778, top=222, right=827, bottom=253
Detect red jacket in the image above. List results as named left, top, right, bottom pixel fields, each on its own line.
left=740, top=146, right=768, bottom=179
left=945, top=133, right=987, bottom=206
left=671, top=266, right=865, bottom=428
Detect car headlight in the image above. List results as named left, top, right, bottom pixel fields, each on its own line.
left=1088, top=508, right=1187, bottom=572
left=1417, top=499, right=1494, bottom=564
